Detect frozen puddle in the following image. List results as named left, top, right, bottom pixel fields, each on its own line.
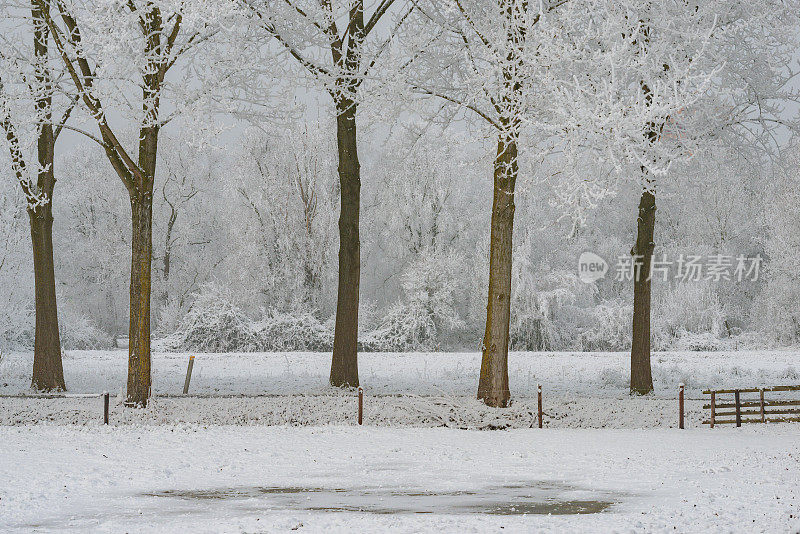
left=144, top=482, right=618, bottom=515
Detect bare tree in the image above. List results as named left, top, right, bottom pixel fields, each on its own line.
left=39, top=0, right=218, bottom=405
left=402, top=0, right=579, bottom=406
left=242, top=0, right=412, bottom=386
left=0, top=0, right=77, bottom=391
left=552, top=1, right=800, bottom=394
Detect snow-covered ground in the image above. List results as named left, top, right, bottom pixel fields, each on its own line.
left=2, top=350, right=799, bottom=532
left=2, top=349, right=799, bottom=397
left=2, top=349, right=799, bottom=428
left=1, top=425, right=798, bottom=533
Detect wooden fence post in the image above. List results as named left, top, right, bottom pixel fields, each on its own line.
left=537, top=385, right=543, bottom=429
left=183, top=356, right=195, bottom=394
left=734, top=390, right=741, bottom=427
left=103, top=391, right=109, bottom=425
left=760, top=389, right=765, bottom=423
left=358, top=386, right=363, bottom=425
left=710, top=391, right=715, bottom=428
left=679, top=384, right=684, bottom=429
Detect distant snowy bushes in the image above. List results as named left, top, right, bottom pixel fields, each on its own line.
left=359, top=301, right=436, bottom=352
left=161, top=283, right=334, bottom=352
left=752, top=163, right=800, bottom=345
left=162, top=283, right=258, bottom=352
left=0, top=305, right=111, bottom=351
left=510, top=266, right=632, bottom=352
left=577, top=301, right=633, bottom=351
left=361, top=252, right=467, bottom=352
left=506, top=263, right=736, bottom=352
left=0, top=307, right=34, bottom=351
left=0, top=190, right=34, bottom=352
left=652, top=281, right=726, bottom=350
left=59, top=311, right=112, bottom=350
left=251, top=311, right=334, bottom=352
left=163, top=253, right=470, bottom=353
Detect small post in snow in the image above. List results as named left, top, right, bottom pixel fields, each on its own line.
left=183, top=355, right=195, bottom=395
left=679, top=383, right=684, bottom=429
left=734, top=390, right=742, bottom=427
left=537, top=384, right=543, bottom=429
left=759, top=389, right=766, bottom=423
left=358, top=386, right=363, bottom=425
left=103, top=391, right=109, bottom=425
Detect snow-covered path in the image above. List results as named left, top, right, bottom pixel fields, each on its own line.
left=1, top=425, right=798, bottom=533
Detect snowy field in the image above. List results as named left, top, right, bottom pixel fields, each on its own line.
left=2, top=349, right=800, bottom=428
left=1, top=426, right=799, bottom=533
left=2, top=349, right=800, bottom=397
left=2, top=350, right=800, bottom=532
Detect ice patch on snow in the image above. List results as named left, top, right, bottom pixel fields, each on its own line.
left=143, top=482, right=619, bottom=515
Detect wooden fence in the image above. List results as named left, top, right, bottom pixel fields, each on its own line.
left=702, top=385, right=800, bottom=427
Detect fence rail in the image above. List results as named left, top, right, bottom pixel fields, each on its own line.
left=702, top=385, right=800, bottom=427
left=0, top=386, right=549, bottom=428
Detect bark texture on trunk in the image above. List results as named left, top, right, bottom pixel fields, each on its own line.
left=630, top=188, right=655, bottom=395
left=126, top=191, right=154, bottom=406
left=125, top=121, right=157, bottom=406
left=477, top=131, right=518, bottom=407
left=123, top=4, right=162, bottom=406
left=330, top=99, right=360, bottom=387
left=29, top=0, right=64, bottom=391
left=28, top=204, right=65, bottom=391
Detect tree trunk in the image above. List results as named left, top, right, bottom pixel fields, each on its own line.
left=29, top=0, right=64, bottom=391
left=477, top=131, right=518, bottom=407
left=126, top=191, right=153, bottom=406
left=330, top=99, right=360, bottom=387
left=630, top=188, right=655, bottom=395
left=126, top=119, right=158, bottom=406
left=28, top=204, right=65, bottom=391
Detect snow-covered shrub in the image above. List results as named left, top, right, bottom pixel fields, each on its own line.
left=671, top=332, right=722, bottom=352
left=510, top=264, right=556, bottom=351
left=166, top=283, right=259, bottom=352
left=719, top=331, right=772, bottom=350
left=653, top=281, right=726, bottom=350
left=0, top=190, right=34, bottom=351
left=748, top=147, right=800, bottom=345
left=361, top=301, right=437, bottom=351
left=251, top=309, right=333, bottom=351
left=160, top=283, right=334, bottom=352
left=511, top=268, right=585, bottom=351
left=155, top=294, right=188, bottom=338
left=752, top=256, right=800, bottom=345
left=755, top=293, right=800, bottom=345
left=59, top=310, right=112, bottom=350
left=577, top=300, right=632, bottom=351
left=0, top=305, right=34, bottom=351
left=780, top=365, right=799, bottom=380
left=510, top=265, right=627, bottom=351
left=362, top=251, right=466, bottom=351
left=357, top=299, right=380, bottom=337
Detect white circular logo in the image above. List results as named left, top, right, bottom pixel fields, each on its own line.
left=578, top=252, right=608, bottom=283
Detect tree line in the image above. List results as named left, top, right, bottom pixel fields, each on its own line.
left=1, top=0, right=798, bottom=406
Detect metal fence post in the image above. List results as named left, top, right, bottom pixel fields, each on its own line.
left=679, top=384, right=684, bottom=429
